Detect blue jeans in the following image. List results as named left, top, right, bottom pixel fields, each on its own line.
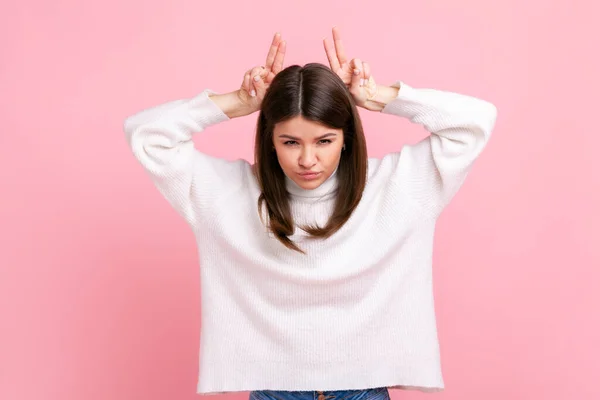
left=249, top=387, right=390, bottom=400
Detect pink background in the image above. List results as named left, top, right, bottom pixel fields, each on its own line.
left=1, top=1, right=599, bottom=399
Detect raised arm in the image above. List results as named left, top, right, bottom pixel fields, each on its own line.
left=378, top=81, right=497, bottom=217
left=123, top=33, right=286, bottom=227
left=123, top=90, right=237, bottom=227
left=323, top=26, right=497, bottom=217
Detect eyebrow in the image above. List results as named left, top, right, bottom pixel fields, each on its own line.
left=277, top=133, right=338, bottom=140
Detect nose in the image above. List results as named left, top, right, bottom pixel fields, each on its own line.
left=298, top=146, right=317, bottom=168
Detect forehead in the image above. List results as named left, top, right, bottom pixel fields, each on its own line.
left=274, top=116, right=341, bottom=137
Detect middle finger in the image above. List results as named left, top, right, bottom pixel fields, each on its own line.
left=271, top=40, right=286, bottom=74
left=332, top=26, right=348, bottom=65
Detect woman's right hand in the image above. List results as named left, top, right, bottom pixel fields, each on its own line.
left=237, top=32, right=287, bottom=114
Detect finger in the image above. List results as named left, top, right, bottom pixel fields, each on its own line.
left=332, top=26, right=348, bottom=65
left=243, top=67, right=253, bottom=91
left=323, top=37, right=340, bottom=71
left=363, top=62, right=371, bottom=80
left=265, top=32, right=282, bottom=71
left=243, top=72, right=251, bottom=94
left=252, top=71, right=267, bottom=98
left=271, top=40, right=286, bottom=74
left=248, top=66, right=263, bottom=97
left=251, top=68, right=263, bottom=82
left=351, top=58, right=364, bottom=85
left=350, top=63, right=362, bottom=90
left=250, top=66, right=264, bottom=79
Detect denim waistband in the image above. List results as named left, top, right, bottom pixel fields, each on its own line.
left=249, top=386, right=390, bottom=400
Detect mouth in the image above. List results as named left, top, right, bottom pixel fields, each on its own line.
left=297, top=172, right=322, bottom=180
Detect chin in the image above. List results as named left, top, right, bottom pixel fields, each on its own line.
left=295, top=177, right=325, bottom=190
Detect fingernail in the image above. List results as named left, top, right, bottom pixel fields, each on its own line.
left=253, top=75, right=260, bottom=82
left=353, top=68, right=360, bottom=75
left=250, top=90, right=256, bottom=97
left=360, top=78, right=365, bottom=86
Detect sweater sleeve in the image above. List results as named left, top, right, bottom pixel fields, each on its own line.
left=380, top=81, right=497, bottom=217
left=123, top=89, right=246, bottom=227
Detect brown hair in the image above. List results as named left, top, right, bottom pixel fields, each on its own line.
left=254, top=63, right=368, bottom=253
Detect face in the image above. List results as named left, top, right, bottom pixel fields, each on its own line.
left=273, top=116, right=344, bottom=190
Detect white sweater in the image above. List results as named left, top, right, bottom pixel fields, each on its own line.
left=123, top=81, right=497, bottom=395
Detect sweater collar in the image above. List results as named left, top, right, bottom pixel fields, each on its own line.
left=285, top=166, right=339, bottom=199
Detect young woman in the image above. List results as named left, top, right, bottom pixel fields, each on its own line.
left=124, top=28, right=497, bottom=399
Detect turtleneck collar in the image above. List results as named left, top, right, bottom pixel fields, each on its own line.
left=285, top=166, right=339, bottom=199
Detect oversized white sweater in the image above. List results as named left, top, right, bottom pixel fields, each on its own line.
left=123, top=81, right=497, bottom=395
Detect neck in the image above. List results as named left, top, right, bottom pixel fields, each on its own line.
left=285, top=166, right=339, bottom=199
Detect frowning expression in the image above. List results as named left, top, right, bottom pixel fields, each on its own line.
left=273, top=116, right=344, bottom=190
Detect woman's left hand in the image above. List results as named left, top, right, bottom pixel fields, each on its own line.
left=323, top=27, right=378, bottom=108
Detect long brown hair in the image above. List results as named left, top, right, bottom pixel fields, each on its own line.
left=254, top=63, right=368, bottom=253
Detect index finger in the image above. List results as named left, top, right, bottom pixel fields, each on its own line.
left=323, top=38, right=340, bottom=71
left=265, top=32, right=282, bottom=71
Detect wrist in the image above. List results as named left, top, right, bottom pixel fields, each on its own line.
left=362, top=84, right=400, bottom=112
left=208, top=90, right=254, bottom=119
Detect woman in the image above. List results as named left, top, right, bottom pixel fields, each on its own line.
left=124, top=28, right=497, bottom=399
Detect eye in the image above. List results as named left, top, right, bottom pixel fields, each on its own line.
left=283, top=140, right=298, bottom=146
left=318, top=139, right=332, bottom=144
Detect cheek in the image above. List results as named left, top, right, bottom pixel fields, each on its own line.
left=274, top=149, right=294, bottom=170
left=323, top=145, right=343, bottom=165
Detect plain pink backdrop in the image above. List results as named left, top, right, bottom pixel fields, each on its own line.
left=1, top=1, right=599, bottom=399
